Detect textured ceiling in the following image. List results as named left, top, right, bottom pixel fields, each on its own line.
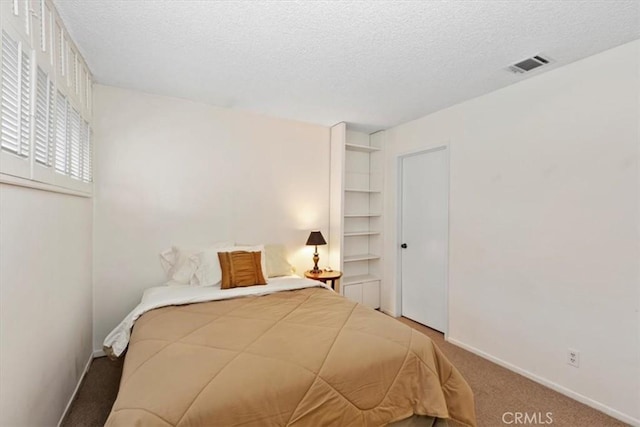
left=54, top=0, right=639, bottom=131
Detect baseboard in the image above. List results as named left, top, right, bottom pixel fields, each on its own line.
left=92, top=349, right=106, bottom=358
left=56, top=351, right=94, bottom=427
left=380, top=308, right=397, bottom=317
left=446, top=337, right=640, bottom=427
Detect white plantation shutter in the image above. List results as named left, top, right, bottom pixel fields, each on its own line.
left=47, top=76, right=55, bottom=161
left=23, top=0, right=30, bottom=36
left=81, top=120, right=91, bottom=182
left=1, top=29, right=31, bottom=158
left=1, top=31, right=20, bottom=154
left=73, top=51, right=78, bottom=94
left=54, top=90, right=67, bottom=173
left=57, top=24, right=65, bottom=77
left=19, top=47, right=31, bottom=157
left=1, top=0, right=93, bottom=192
left=68, top=105, right=81, bottom=178
left=39, top=0, right=46, bottom=51
left=85, top=73, right=91, bottom=115
left=34, top=66, right=53, bottom=166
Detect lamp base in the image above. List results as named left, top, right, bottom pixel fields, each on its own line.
left=311, top=250, right=321, bottom=274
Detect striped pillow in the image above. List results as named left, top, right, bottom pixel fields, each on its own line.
left=218, top=251, right=267, bottom=289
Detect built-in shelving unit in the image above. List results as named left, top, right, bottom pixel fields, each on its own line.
left=343, top=253, right=381, bottom=262
left=328, top=123, right=385, bottom=310
left=342, top=274, right=379, bottom=285
left=343, top=231, right=381, bottom=237
left=344, top=143, right=382, bottom=153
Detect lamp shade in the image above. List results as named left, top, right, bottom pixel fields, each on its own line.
left=306, top=231, right=327, bottom=246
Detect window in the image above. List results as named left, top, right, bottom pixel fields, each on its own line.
left=40, top=0, right=47, bottom=52
left=51, top=91, right=91, bottom=182
left=45, top=4, right=53, bottom=65
left=1, top=0, right=93, bottom=194
left=1, top=30, right=30, bottom=159
left=23, top=0, right=30, bottom=36
left=56, top=22, right=64, bottom=76
left=34, top=66, right=53, bottom=166
left=73, top=50, right=78, bottom=95
left=81, top=120, right=91, bottom=183
left=66, top=40, right=73, bottom=89
left=68, top=105, right=81, bottom=179
left=85, top=72, right=91, bottom=113
left=78, top=64, right=85, bottom=109
left=54, top=90, right=67, bottom=173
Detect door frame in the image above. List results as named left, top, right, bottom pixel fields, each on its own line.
left=396, top=144, right=451, bottom=335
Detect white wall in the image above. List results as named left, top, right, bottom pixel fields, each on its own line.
left=0, top=184, right=93, bottom=426
left=383, top=40, right=640, bottom=423
left=92, top=85, right=330, bottom=350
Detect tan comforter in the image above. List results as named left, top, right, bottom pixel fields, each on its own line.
left=105, top=287, right=476, bottom=426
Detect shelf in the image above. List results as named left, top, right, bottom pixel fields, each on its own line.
left=344, top=253, right=381, bottom=262
left=343, top=274, right=380, bottom=285
left=345, top=143, right=381, bottom=153
left=345, top=188, right=381, bottom=193
left=344, top=231, right=381, bottom=237
left=344, top=213, right=381, bottom=218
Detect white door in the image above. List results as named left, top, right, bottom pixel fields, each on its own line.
left=400, top=147, right=448, bottom=332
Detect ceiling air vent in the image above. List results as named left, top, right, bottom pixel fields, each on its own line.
left=508, top=55, right=552, bottom=74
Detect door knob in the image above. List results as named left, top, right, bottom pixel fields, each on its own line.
left=401, top=243, right=407, bottom=249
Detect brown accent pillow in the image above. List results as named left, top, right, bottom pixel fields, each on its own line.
left=218, top=251, right=267, bottom=289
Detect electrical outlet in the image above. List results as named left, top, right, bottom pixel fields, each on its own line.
left=567, top=349, right=580, bottom=368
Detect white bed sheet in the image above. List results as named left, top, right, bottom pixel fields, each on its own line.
left=103, top=275, right=331, bottom=357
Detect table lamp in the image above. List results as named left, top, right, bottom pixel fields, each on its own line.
left=306, top=231, right=326, bottom=274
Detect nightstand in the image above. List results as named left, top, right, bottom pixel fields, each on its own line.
left=304, top=270, right=342, bottom=290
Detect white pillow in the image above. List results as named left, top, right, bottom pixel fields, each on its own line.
left=170, top=246, right=202, bottom=284
left=159, top=242, right=232, bottom=285
left=265, top=244, right=293, bottom=277
left=192, top=244, right=268, bottom=286
left=159, top=248, right=176, bottom=276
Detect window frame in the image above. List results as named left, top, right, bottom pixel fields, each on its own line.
left=0, top=23, right=34, bottom=180
left=0, top=0, right=93, bottom=196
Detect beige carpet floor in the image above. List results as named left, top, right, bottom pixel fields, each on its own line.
left=397, top=318, right=627, bottom=427
left=62, top=317, right=627, bottom=427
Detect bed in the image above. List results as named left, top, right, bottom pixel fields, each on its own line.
left=103, top=276, right=476, bottom=426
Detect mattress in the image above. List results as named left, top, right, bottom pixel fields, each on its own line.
left=104, top=277, right=476, bottom=426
